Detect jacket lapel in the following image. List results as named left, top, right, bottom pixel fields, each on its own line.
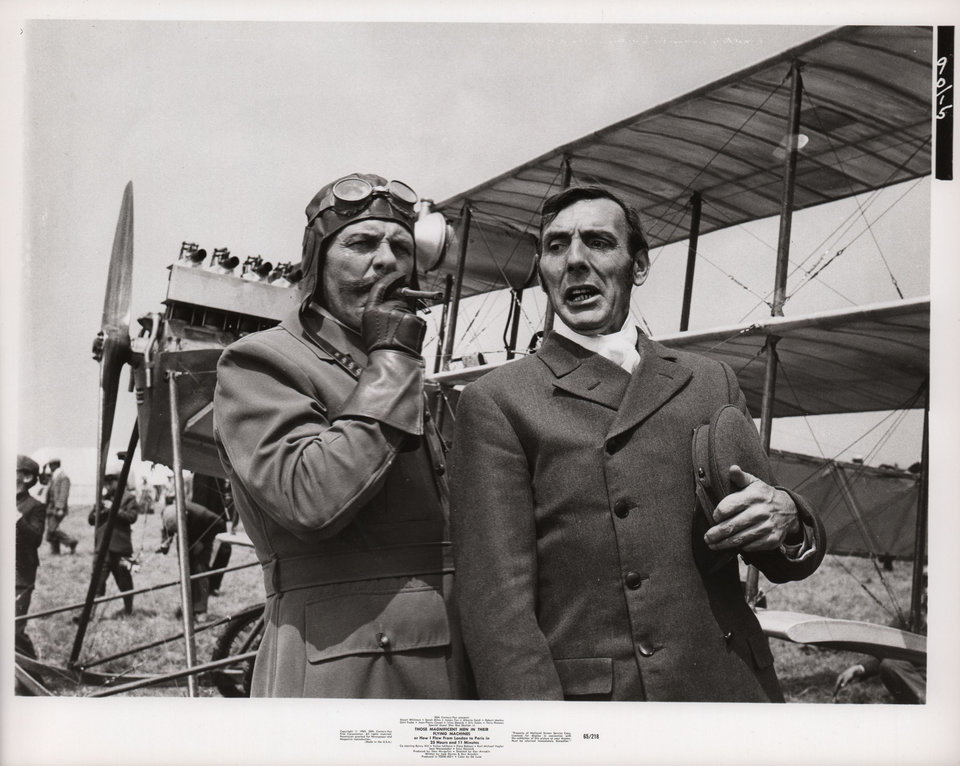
left=537, top=333, right=631, bottom=410
left=606, top=334, right=693, bottom=441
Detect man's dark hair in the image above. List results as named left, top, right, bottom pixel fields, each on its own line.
left=538, top=185, right=649, bottom=259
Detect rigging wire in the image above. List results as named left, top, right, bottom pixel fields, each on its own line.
left=789, top=90, right=931, bottom=290
left=774, top=364, right=911, bottom=623
left=832, top=555, right=905, bottom=624
left=642, top=70, right=794, bottom=247
left=452, top=166, right=564, bottom=355
left=786, top=176, right=926, bottom=302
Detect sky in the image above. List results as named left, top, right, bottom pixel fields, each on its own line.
left=7, top=17, right=938, bottom=474
left=3, top=4, right=960, bottom=765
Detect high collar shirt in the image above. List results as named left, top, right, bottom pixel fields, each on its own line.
left=552, top=315, right=641, bottom=374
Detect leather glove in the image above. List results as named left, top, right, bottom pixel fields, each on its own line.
left=361, top=272, right=426, bottom=357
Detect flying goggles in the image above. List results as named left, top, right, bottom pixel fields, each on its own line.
left=310, top=178, right=419, bottom=225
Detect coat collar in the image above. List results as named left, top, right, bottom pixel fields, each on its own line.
left=280, top=300, right=368, bottom=369
left=538, top=332, right=631, bottom=410
left=537, top=330, right=692, bottom=437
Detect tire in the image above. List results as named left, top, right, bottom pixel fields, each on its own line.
left=210, top=603, right=264, bottom=697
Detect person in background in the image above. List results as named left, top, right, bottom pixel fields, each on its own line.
left=190, top=474, right=236, bottom=596
left=834, top=656, right=926, bottom=704
left=159, top=495, right=226, bottom=622
left=88, top=466, right=140, bottom=616
left=835, top=589, right=926, bottom=704
left=16, top=455, right=47, bottom=657
left=43, top=457, right=77, bottom=555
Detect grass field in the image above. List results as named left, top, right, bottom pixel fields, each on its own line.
left=17, top=504, right=917, bottom=702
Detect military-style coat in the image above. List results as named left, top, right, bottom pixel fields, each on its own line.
left=16, top=492, right=46, bottom=589
left=214, top=304, right=469, bottom=698
left=89, top=492, right=140, bottom=555
left=450, top=331, right=825, bottom=702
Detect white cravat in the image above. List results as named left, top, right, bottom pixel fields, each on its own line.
left=553, top=315, right=641, bottom=374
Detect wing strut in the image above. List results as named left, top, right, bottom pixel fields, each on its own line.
left=748, top=60, right=804, bottom=605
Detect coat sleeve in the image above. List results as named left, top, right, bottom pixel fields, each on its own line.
left=16, top=503, right=45, bottom=547
left=722, top=362, right=827, bottom=583
left=450, top=382, right=564, bottom=700
left=118, top=494, right=141, bottom=524
left=213, top=334, right=418, bottom=541
left=51, top=474, right=70, bottom=511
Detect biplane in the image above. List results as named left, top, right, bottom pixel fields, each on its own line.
left=15, top=24, right=932, bottom=696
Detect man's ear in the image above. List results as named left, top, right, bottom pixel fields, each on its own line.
left=632, top=249, right=650, bottom=286
left=535, top=254, right=547, bottom=292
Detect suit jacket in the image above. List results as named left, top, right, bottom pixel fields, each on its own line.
left=214, top=303, right=470, bottom=699
left=89, top=492, right=140, bottom=555
left=46, top=468, right=70, bottom=515
left=16, top=492, right=46, bottom=587
left=450, top=331, right=825, bottom=702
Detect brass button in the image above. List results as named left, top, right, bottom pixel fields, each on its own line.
left=637, top=638, right=657, bottom=657
left=377, top=632, right=390, bottom=649
left=624, top=571, right=643, bottom=590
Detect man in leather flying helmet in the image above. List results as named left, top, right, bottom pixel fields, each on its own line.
left=214, top=173, right=470, bottom=698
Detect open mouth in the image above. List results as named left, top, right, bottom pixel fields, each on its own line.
left=564, top=285, right=601, bottom=304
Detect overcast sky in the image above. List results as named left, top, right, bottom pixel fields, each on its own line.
left=9, top=17, right=941, bottom=472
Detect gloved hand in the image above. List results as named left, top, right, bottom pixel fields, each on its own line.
left=361, top=271, right=426, bottom=357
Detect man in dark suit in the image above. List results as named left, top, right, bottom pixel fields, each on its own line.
left=450, top=185, right=825, bottom=701
left=16, top=455, right=47, bottom=658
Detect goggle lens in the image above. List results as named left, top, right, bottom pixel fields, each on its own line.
left=323, top=178, right=418, bottom=218
left=332, top=178, right=375, bottom=203
left=386, top=180, right=418, bottom=206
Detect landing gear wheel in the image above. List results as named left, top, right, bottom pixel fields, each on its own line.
left=210, top=603, right=264, bottom=697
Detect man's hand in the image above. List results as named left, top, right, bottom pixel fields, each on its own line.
left=361, top=271, right=426, bottom=357
left=703, top=465, right=801, bottom=552
left=833, top=663, right=866, bottom=697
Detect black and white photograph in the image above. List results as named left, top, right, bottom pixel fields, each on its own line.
left=3, top=2, right=959, bottom=764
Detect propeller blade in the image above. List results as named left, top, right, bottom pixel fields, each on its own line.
left=94, top=182, right=134, bottom=520
left=102, top=181, right=134, bottom=331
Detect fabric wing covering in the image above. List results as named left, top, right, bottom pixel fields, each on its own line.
left=770, top=450, right=919, bottom=559
left=428, top=297, right=930, bottom=419
left=422, top=25, right=932, bottom=298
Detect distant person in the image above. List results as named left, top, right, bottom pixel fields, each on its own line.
left=149, top=462, right=171, bottom=505
left=42, top=457, right=77, bottom=555
left=88, top=467, right=140, bottom=616
left=159, top=496, right=226, bottom=621
left=137, top=476, right=155, bottom=514
left=16, top=455, right=47, bottom=657
left=835, top=598, right=926, bottom=704
left=834, top=656, right=926, bottom=704
left=190, top=474, right=236, bottom=595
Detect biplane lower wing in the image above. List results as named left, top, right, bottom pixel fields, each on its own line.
left=757, top=609, right=926, bottom=664
left=427, top=297, right=930, bottom=419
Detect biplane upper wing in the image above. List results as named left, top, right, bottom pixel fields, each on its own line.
left=428, top=297, right=930, bottom=418
left=421, top=26, right=932, bottom=298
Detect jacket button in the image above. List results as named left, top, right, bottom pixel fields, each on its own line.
left=624, top=571, right=643, bottom=590
left=605, top=439, right=619, bottom=455
left=637, top=638, right=657, bottom=657
left=613, top=500, right=630, bottom=518
left=377, top=633, right=390, bottom=649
